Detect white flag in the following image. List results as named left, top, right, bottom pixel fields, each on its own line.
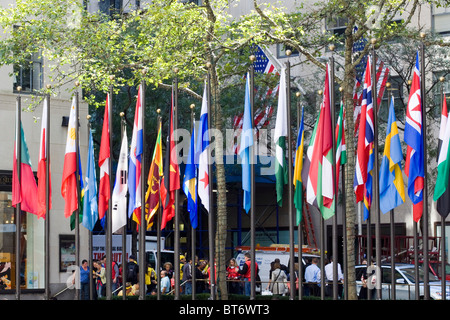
left=112, top=128, right=128, bottom=234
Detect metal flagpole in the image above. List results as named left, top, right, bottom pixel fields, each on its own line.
left=329, top=46, right=339, bottom=301
left=439, top=76, right=447, bottom=300
left=206, top=66, right=216, bottom=300
left=45, top=89, right=51, bottom=300
left=420, top=33, right=430, bottom=300
left=119, top=112, right=127, bottom=300
left=156, top=109, right=162, bottom=301
left=371, top=39, right=382, bottom=300
left=173, top=71, right=181, bottom=300
left=285, top=57, right=295, bottom=300
left=86, top=115, right=94, bottom=301
left=190, top=103, right=196, bottom=300
left=15, top=86, right=22, bottom=300
left=249, top=57, right=256, bottom=300
left=74, top=83, right=81, bottom=301
left=106, top=83, right=113, bottom=300
left=317, top=88, right=325, bottom=301
left=296, top=92, right=303, bottom=301
left=139, top=79, right=147, bottom=300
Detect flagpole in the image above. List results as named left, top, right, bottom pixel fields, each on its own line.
left=206, top=64, right=216, bottom=300
left=45, top=87, right=51, bottom=300
left=439, top=76, right=447, bottom=300
left=139, top=77, right=147, bottom=301
left=173, top=69, right=181, bottom=300
left=156, top=108, right=162, bottom=301
left=106, top=81, right=113, bottom=300
left=189, top=103, right=197, bottom=300
left=74, top=82, right=81, bottom=300
left=296, top=91, right=303, bottom=301
left=86, top=115, right=95, bottom=301
left=371, top=39, right=382, bottom=300
left=329, top=46, right=339, bottom=300
left=15, top=86, right=22, bottom=301
left=420, top=33, right=430, bottom=300
left=119, top=112, right=127, bottom=300
left=285, top=54, right=295, bottom=300
left=249, top=56, right=256, bottom=300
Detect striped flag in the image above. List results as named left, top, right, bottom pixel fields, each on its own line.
left=404, top=51, right=424, bottom=223
left=111, top=127, right=128, bottom=234
left=379, top=97, right=405, bottom=214
left=293, top=107, right=305, bottom=225
left=435, top=94, right=450, bottom=217
left=128, top=85, right=143, bottom=224
left=183, top=119, right=198, bottom=228
left=82, top=128, right=98, bottom=231
left=98, top=95, right=111, bottom=225
left=274, top=68, right=288, bottom=207
left=197, top=84, right=210, bottom=213
left=37, top=97, right=51, bottom=219
left=335, top=101, right=347, bottom=190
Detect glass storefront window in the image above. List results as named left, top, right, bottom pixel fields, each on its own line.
left=0, top=171, right=45, bottom=292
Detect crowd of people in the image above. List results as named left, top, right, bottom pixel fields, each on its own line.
left=78, top=252, right=356, bottom=300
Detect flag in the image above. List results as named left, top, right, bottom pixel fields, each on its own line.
left=70, top=150, right=84, bottom=230
left=305, top=110, right=320, bottom=208
left=82, top=129, right=98, bottom=231
left=274, top=68, right=288, bottom=207
left=293, top=107, right=305, bottom=225
left=145, top=121, right=163, bottom=229
left=353, top=57, right=374, bottom=207
left=98, top=95, right=111, bottom=225
left=379, top=97, right=405, bottom=214
left=111, top=128, right=128, bottom=233
left=61, top=96, right=79, bottom=218
left=37, top=97, right=51, bottom=219
left=434, top=94, right=450, bottom=217
left=197, top=83, right=210, bottom=214
left=128, top=85, right=143, bottom=224
left=183, top=120, right=198, bottom=228
left=335, top=101, right=347, bottom=190
left=307, top=64, right=334, bottom=219
left=161, top=89, right=180, bottom=229
left=12, top=123, right=39, bottom=215
left=404, top=51, right=424, bottom=222
left=239, top=74, right=254, bottom=214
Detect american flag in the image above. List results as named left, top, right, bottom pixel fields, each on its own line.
left=231, top=46, right=279, bottom=154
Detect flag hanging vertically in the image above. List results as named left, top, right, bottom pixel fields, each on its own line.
left=128, top=85, right=143, bottom=224
left=307, top=64, right=335, bottom=219
left=37, top=97, right=51, bottom=219
left=239, top=73, right=254, bottom=214
left=293, top=107, right=305, bottom=225
left=434, top=94, right=450, bottom=217
left=161, top=89, right=180, bottom=229
left=71, top=149, right=84, bottom=230
left=404, top=51, right=424, bottom=222
left=379, top=97, right=405, bottom=214
left=61, top=96, right=79, bottom=218
left=305, top=110, right=320, bottom=208
left=82, top=128, right=98, bottom=231
left=145, top=121, right=163, bottom=229
left=98, top=95, right=111, bottom=226
left=354, top=57, right=373, bottom=210
left=197, top=83, right=210, bottom=213
left=12, top=124, right=39, bottom=215
left=112, top=128, right=128, bottom=234
left=274, top=68, right=288, bottom=207
left=183, top=119, right=198, bottom=228
left=335, top=101, right=347, bottom=191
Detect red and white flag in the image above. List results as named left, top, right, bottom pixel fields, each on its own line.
left=98, top=95, right=111, bottom=221
left=37, top=97, right=52, bottom=219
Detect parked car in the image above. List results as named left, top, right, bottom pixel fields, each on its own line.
left=355, top=263, right=450, bottom=300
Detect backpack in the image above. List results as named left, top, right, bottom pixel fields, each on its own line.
left=127, top=262, right=138, bottom=283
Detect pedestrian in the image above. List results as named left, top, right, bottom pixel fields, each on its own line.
left=126, top=255, right=139, bottom=285
left=238, top=252, right=259, bottom=296
left=94, top=259, right=106, bottom=298
left=79, top=259, right=90, bottom=300
left=160, top=270, right=171, bottom=295
left=324, top=256, right=344, bottom=298
left=163, top=262, right=174, bottom=279
left=226, top=258, right=241, bottom=294
left=195, top=260, right=206, bottom=293
left=182, top=256, right=193, bottom=295
left=267, top=261, right=288, bottom=297
left=101, top=255, right=120, bottom=295
left=145, top=263, right=157, bottom=295
left=304, top=257, right=321, bottom=297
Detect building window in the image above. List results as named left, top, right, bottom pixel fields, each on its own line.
left=13, top=52, right=43, bottom=93
left=0, top=171, right=45, bottom=292
left=432, top=5, right=450, bottom=34
left=276, top=43, right=299, bottom=59
left=325, top=16, right=347, bottom=50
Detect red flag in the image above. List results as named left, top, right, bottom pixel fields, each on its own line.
left=37, top=97, right=52, bottom=219
left=98, top=95, right=111, bottom=221
left=161, top=90, right=180, bottom=230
